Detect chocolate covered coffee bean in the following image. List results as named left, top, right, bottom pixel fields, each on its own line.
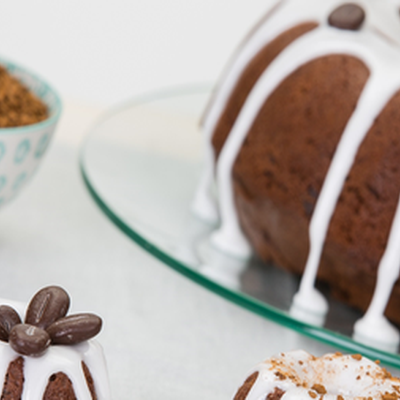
left=47, top=313, right=102, bottom=345
left=328, top=3, right=365, bottom=31
left=9, top=324, right=51, bottom=356
left=0, top=305, right=22, bottom=342
left=25, top=286, right=70, bottom=329
left=0, top=286, right=103, bottom=357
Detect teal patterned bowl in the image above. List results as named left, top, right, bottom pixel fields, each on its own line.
left=0, top=57, right=62, bottom=207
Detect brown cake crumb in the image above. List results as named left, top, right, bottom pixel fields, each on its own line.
left=383, top=369, right=393, bottom=379
left=337, top=395, right=344, bottom=400
left=234, top=372, right=259, bottom=400
left=0, top=65, right=48, bottom=128
left=393, top=386, right=400, bottom=394
left=382, top=392, right=399, bottom=400
left=82, top=361, right=97, bottom=400
left=275, top=371, right=287, bottom=380
left=351, top=354, right=362, bottom=361
left=42, top=364, right=97, bottom=400
left=43, top=372, right=77, bottom=400
left=309, top=391, right=318, bottom=398
left=1, top=356, right=24, bottom=400
left=267, top=387, right=286, bottom=400
left=312, top=384, right=327, bottom=395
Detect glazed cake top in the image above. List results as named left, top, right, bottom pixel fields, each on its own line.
left=242, top=350, right=400, bottom=400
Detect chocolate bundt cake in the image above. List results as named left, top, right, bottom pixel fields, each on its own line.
left=193, top=0, right=400, bottom=346
left=233, top=350, right=400, bottom=400
left=0, top=286, right=110, bottom=399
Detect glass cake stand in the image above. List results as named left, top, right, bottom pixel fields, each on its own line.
left=80, top=84, right=400, bottom=369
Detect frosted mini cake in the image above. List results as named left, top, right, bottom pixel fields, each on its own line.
left=0, top=286, right=111, bottom=399
left=233, top=350, right=400, bottom=400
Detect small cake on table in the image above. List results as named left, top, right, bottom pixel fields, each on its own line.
left=0, top=285, right=111, bottom=400
left=233, top=350, right=400, bottom=400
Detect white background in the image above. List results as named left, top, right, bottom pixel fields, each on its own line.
left=0, top=0, right=276, bottom=106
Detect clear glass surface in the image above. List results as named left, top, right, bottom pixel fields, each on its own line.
left=80, top=85, right=400, bottom=368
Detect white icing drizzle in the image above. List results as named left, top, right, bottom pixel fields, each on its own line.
left=211, top=27, right=400, bottom=260
left=236, top=350, right=400, bottom=400
left=369, top=200, right=400, bottom=317
left=293, top=50, right=400, bottom=320
left=190, top=0, right=287, bottom=224
left=195, top=0, right=400, bottom=346
left=192, top=146, right=219, bottom=224
left=353, top=191, right=400, bottom=350
left=0, top=339, right=111, bottom=399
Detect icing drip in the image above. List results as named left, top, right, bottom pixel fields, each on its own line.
left=196, top=0, right=400, bottom=346
left=354, top=191, right=400, bottom=350
left=236, top=350, right=400, bottom=400
left=0, top=340, right=111, bottom=399
left=191, top=145, right=219, bottom=224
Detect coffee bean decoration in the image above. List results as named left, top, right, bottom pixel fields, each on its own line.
left=25, top=286, right=70, bottom=330
left=9, top=324, right=51, bottom=356
left=328, top=3, right=365, bottom=31
left=0, top=306, right=22, bottom=342
left=0, top=286, right=102, bottom=357
left=46, top=313, right=102, bottom=345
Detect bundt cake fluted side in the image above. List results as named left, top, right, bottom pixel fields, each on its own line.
left=211, top=22, right=318, bottom=159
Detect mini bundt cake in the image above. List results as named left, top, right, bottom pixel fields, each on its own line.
left=193, top=0, right=400, bottom=346
left=0, top=286, right=111, bottom=399
left=233, top=350, right=400, bottom=400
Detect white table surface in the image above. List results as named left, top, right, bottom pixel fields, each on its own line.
left=0, top=1, right=397, bottom=398
left=0, top=98, right=341, bottom=400
left=0, top=1, right=341, bottom=396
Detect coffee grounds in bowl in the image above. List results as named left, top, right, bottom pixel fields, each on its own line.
left=0, top=65, right=48, bottom=128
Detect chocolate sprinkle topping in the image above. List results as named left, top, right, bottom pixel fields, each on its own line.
left=328, top=4, right=365, bottom=31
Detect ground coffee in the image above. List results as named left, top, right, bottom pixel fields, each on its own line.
left=0, top=65, right=48, bottom=128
